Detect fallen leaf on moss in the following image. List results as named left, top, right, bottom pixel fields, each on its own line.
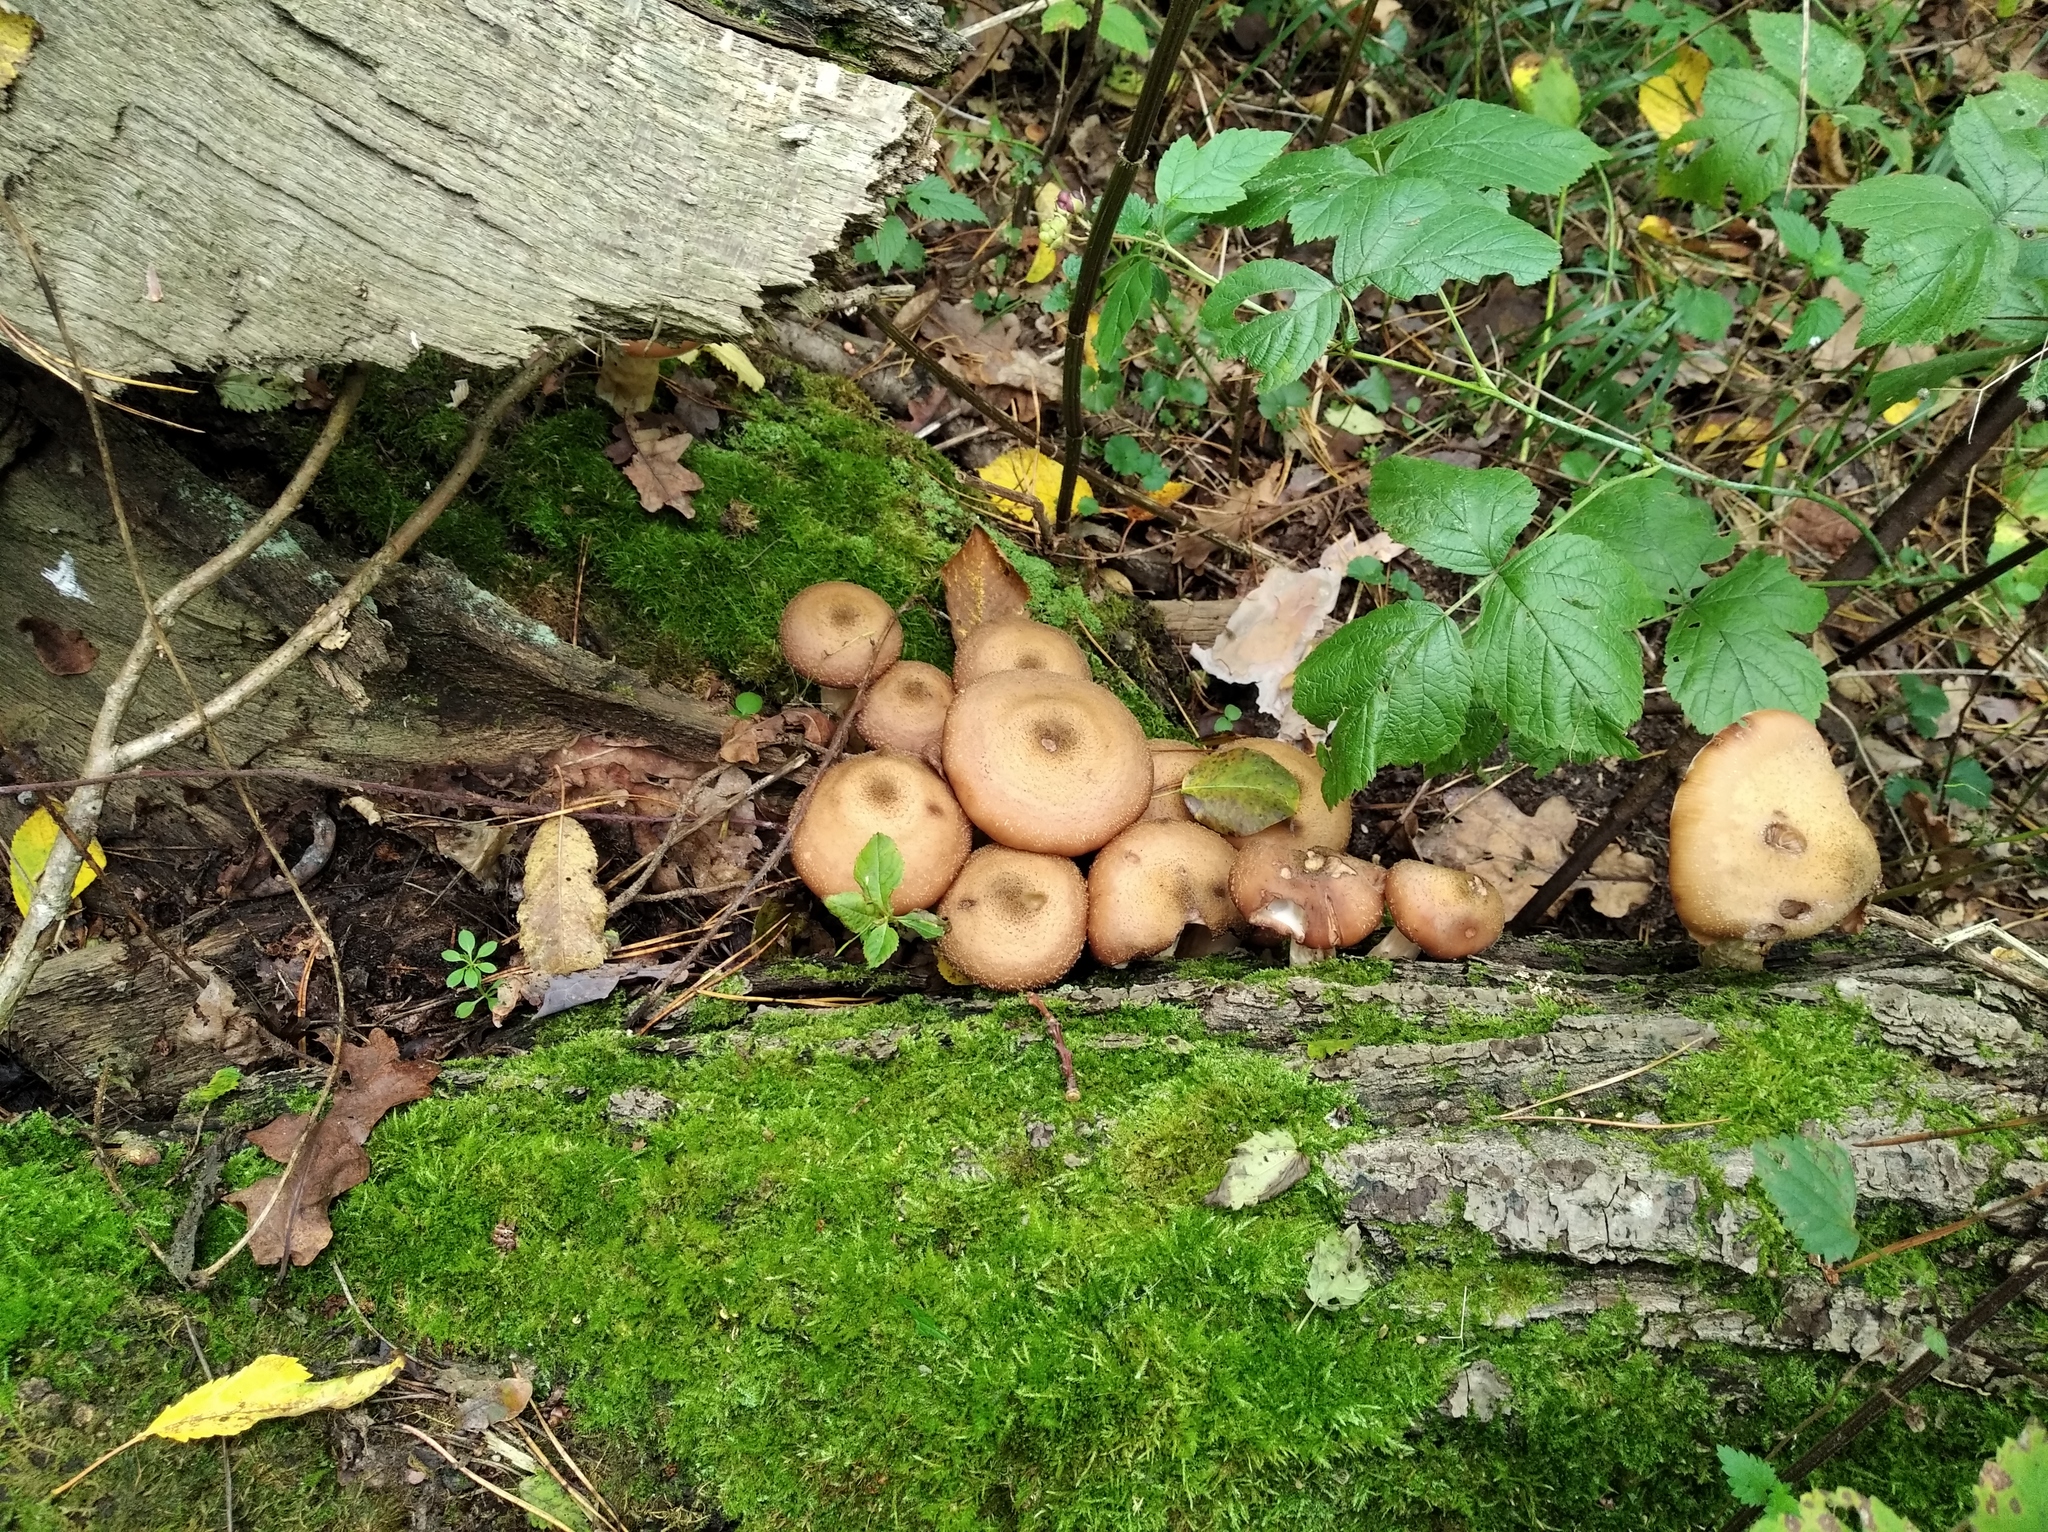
left=224, top=1029, right=440, bottom=1267
left=1305, top=1225, right=1374, bottom=1310
left=595, top=340, right=691, bottom=415
left=518, top=814, right=609, bottom=976
left=16, top=615, right=96, bottom=675
left=941, top=526, right=1033, bottom=642
left=1204, top=1129, right=1309, bottom=1210
left=1414, top=785, right=1655, bottom=919
left=615, top=424, right=703, bottom=515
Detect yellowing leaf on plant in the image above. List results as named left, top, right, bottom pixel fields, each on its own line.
left=9, top=805, right=106, bottom=916
left=701, top=342, right=765, bottom=391
left=1640, top=45, right=1709, bottom=143
left=1881, top=398, right=1922, bottom=426
left=49, top=1355, right=403, bottom=1499
left=1027, top=180, right=1070, bottom=286
left=1149, top=480, right=1189, bottom=506
left=1083, top=309, right=1100, bottom=372
left=0, top=7, right=39, bottom=91
left=977, top=447, right=1066, bottom=522
left=1509, top=51, right=1581, bottom=128
left=1024, top=240, right=1061, bottom=286
left=1638, top=214, right=1680, bottom=243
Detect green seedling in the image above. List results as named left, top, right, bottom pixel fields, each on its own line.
left=441, top=929, right=500, bottom=1019
left=822, top=833, right=946, bottom=968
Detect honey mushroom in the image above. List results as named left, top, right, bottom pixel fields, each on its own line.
left=952, top=616, right=1092, bottom=689
left=1229, top=842, right=1386, bottom=964
left=936, top=847, right=1088, bottom=991
left=779, top=580, right=903, bottom=690
left=856, top=660, right=954, bottom=766
left=1223, top=738, right=1353, bottom=853
left=790, top=752, right=970, bottom=915
left=1088, top=820, right=1244, bottom=967
left=1381, top=860, right=1505, bottom=960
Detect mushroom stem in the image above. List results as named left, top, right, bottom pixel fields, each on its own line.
left=1697, top=937, right=1767, bottom=972
left=1288, top=940, right=1333, bottom=968
left=819, top=685, right=859, bottom=716
left=1369, top=928, right=1424, bottom=960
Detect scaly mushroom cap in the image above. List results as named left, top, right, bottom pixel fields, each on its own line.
left=1087, top=820, right=1243, bottom=966
left=1143, top=739, right=1205, bottom=822
left=1229, top=842, right=1386, bottom=950
left=937, top=847, right=1088, bottom=990
left=943, top=671, right=1151, bottom=854
left=953, top=617, right=1092, bottom=689
left=1668, top=709, right=1881, bottom=965
left=1385, top=860, right=1504, bottom=959
left=779, top=581, right=903, bottom=688
left=791, top=752, right=970, bottom=914
left=857, top=661, right=954, bottom=764
left=1226, top=737, right=1354, bottom=852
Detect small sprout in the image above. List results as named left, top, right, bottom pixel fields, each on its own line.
left=441, top=929, right=500, bottom=1019
left=733, top=691, right=765, bottom=717
left=820, top=833, right=949, bottom=970
left=1210, top=703, right=1242, bottom=735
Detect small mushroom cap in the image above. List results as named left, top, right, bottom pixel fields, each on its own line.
left=1385, top=860, right=1504, bottom=959
left=1225, top=738, right=1354, bottom=853
left=1669, top=709, right=1881, bottom=951
left=937, top=847, right=1088, bottom=990
left=1143, top=739, right=1205, bottom=822
left=1229, top=842, right=1386, bottom=950
left=791, top=752, right=970, bottom=914
left=779, top=582, right=903, bottom=688
left=1087, top=820, right=1243, bottom=967
left=857, top=661, right=954, bottom=762
left=943, top=671, right=1151, bottom=855
left=952, top=617, right=1092, bottom=689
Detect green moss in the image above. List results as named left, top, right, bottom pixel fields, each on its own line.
left=0, top=1116, right=154, bottom=1359
left=1305, top=996, right=1560, bottom=1059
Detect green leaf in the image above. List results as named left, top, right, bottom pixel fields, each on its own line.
left=1096, top=1, right=1148, bottom=52
left=896, top=909, right=946, bottom=940
left=902, top=174, right=988, bottom=225
left=1370, top=98, right=1606, bottom=194
left=1975, top=1419, right=2048, bottom=1530
left=1156, top=128, right=1292, bottom=216
left=1668, top=68, right=1802, bottom=208
left=1103, top=434, right=1167, bottom=489
left=1564, top=474, right=1730, bottom=603
left=1749, top=11, right=1865, bottom=109
left=1304, top=1227, right=1374, bottom=1311
left=1664, top=551, right=1828, bottom=732
left=1197, top=259, right=1346, bottom=387
left=1866, top=347, right=2016, bottom=413
left=1470, top=534, right=1653, bottom=758
left=187, top=1067, right=244, bottom=1107
left=1670, top=283, right=1735, bottom=342
left=1041, top=0, right=1087, bottom=28
left=856, top=215, right=925, bottom=276
left=853, top=832, right=905, bottom=913
left=860, top=922, right=900, bottom=968
left=1950, top=94, right=2048, bottom=233
left=1420, top=700, right=1505, bottom=776
left=1771, top=208, right=1823, bottom=263
left=1215, top=146, right=1363, bottom=229
left=1511, top=52, right=1582, bottom=130
left=1096, top=256, right=1160, bottom=370
left=823, top=890, right=879, bottom=934
left=1296, top=601, right=1474, bottom=798
left=1365, top=455, right=1537, bottom=575
left=1718, top=1445, right=1787, bottom=1508
left=216, top=371, right=296, bottom=413
left=1945, top=757, right=1995, bottom=809
left=1830, top=176, right=2014, bottom=345
left=1751, top=1134, right=1859, bottom=1264
left=1295, top=176, right=1562, bottom=299
left=517, top=1472, right=592, bottom=1532
left=733, top=691, right=765, bottom=717
left=1921, top=1324, right=1948, bottom=1358
left=1788, top=295, right=1846, bottom=350
left=1178, top=746, right=1302, bottom=834
left=1204, top=1129, right=1309, bottom=1210
left=1899, top=672, right=1949, bottom=738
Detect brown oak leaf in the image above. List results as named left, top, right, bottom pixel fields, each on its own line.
left=940, top=526, right=1031, bottom=643
left=617, top=424, right=702, bottom=515
left=1414, top=785, right=1656, bottom=920
left=17, top=615, right=96, bottom=675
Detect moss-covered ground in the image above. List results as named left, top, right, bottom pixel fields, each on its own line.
left=3, top=989, right=2036, bottom=1531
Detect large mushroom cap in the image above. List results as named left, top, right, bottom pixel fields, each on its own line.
left=1143, top=739, right=1205, bottom=822
left=779, top=582, right=904, bottom=688
left=952, top=617, right=1092, bottom=690
left=1087, top=820, right=1242, bottom=967
left=937, top=847, right=1088, bottom=990
left=1669, top=709, right=1881, bottom=966
left=1229, top=842, right=1386, bottom=950
left=791, top=752, right=970, bottom=914
left=1226, top=738, right=1354, bottom=853
left=857, top=661, right=954, bottom=763
left=943, top=671, right=1151, bottom=855
left=1385, top=860, right=1503, bottom=959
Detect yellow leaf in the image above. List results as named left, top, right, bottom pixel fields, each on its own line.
left=149, top=1355, right=404, bottom=1442
left=1024, top=241, right=1060, bottom=285
left=518, top=814, right=610, bottom=976
left=1881, top=399, right=1921, bottom=426
left=702, top=342, right=765, bottom=391
left=9, top=806, right=106, bottom=917
left=1083, top=310, right=1100, bottom=372
left=1637, top=214, right=1680, bottom=243
left=977, top=448, right=1065, bottom=522
left=1640, top=45, right=1709, bottom=143
left=1033, top=180, right=1064, bottom=222
left=0, top=7, right=39, bottom=90
left=1150, top=480, right=1189, bottom=506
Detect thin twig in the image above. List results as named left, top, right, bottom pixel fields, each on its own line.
left=180, top=1316, right=234, bottom=1532
left=397, top=1426, right=583, bottom=1532
left=607, top=750, right=811, bottom=917
left=1026, top=993, right=1081, bottom=1101
left=1864, top=904, right=2048, bottom=999
left=1854, top=1112, right=2048, bottom=1148
left=1492, top=1034, right=1712, bottom=1121
left=1838, top=1177, right=2048, bottom=1273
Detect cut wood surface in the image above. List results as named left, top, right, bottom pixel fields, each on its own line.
left=0, top=0, right=938, bottom=380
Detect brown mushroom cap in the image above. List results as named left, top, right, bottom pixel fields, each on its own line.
left=1087, top=820, right=1243, bottom=966
left=943, top=671, right=1151, bottom=855
left=1229, top=843, right=1386, bottom=950
left=857, top=661, right=954, bottom=763
left=1668, top=709, right=1881, bottom=965
left=1226, top=737, right=1354, bottom=852
left=952, top=617, right=1092, bottom=689
left=779, top=582, right=904, bottom=688
left=791, top=752, right=970, bottom=914
left=937, top=847, right=1088, bottom=990
left=1143, top=739, right=1205, bottom=822
left=1385, top=860, right=1504, bottom=959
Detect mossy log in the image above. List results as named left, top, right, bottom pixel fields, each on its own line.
left=0, top=0, right=944, bottom=384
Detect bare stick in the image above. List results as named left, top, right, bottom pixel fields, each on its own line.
left=607, top=750, right=811, bottom=916
left=1491, top=1033, right=1711, bottom=1121
left=1026, top=993, right=1081, bottom=1101
left=397, top=1426, right=583, bottom=1532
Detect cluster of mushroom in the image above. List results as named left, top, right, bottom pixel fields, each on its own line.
left=776, top=580, right=1506, bottom=990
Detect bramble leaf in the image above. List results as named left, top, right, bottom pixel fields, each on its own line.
left=1095, top=256, right=1161, bottom=369
left=1364, top=455, right=1538, bottom=575
left=855, top=215, right=924, bottom=276
left=1949, top=94, right=2048, bottom=234
left=1974, top=1419, right=2048, bottom=1530
left=1750, top=1134, right=1858, bottom=1264
left=1156, top=129, right=1292, bottom=216
left=1470, top=535, right=1653, bottom=758
left=1294, top=175, right=1562, bottom=299
left=1667, top=68, right=1802, bottom=208
left=1295, top=601, right=1474, bottom=798
left=1564, top=474, right=1730, bottom=603
left=902, top=174, right=988, bottom=225
left=1663, top=551, right=1827, bottom=732
left=1788, top=296, right=1846, bottom=349
left=1198, top=259, right=1347, bottom=387
left=1670, top=283, right=1734, bottom=342
left=1830, top=176, right=2014, bottom=345
left=1367, top=98, right=1607, bottom=194
left=1749, top=11, right=1864, bottom=109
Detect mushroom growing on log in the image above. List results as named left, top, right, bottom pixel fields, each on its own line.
left=942, top=671, right=1151, bottom=855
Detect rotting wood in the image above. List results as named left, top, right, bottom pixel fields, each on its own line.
left=0, top=0, right=938, bottom=383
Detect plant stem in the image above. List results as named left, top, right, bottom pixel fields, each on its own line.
left=1310, top=5, right=1372, bottom=148
left=1826, top=532, right=2048, bottom=670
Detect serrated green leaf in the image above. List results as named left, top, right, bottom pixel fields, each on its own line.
left=1950, top=96, right=2048, bottom=234
left=1041, top=0, right=1087, bottom=29
left=1178, top=746, right=1302, bottom=834
left=1831, top=176, right=2014, bottom=345
left=861, top=922, right=900, bottom=968
left=1096, top=256, right=1161, bottom=370
left=856, top=214, right=924, bottom=277
left=853, top=832, right=905, bottom=912
left=1718, top=1445, right=1786, bottom=1508
left=1197, top=259, right=1346, bottom=387
left=1295, top=176, right=1562, bottom=299
left=1771, top=208, right=1823, bottom=263
left=216, top=371, right=296, bottom=413
left=1749, top=12, right=1864, bottom=108
left=1421, top=701, right=1505, bottom=776
left=1944, top=757, right=1996, bottom=809
left=1975, top=1419, right=2048, bottom=1531
left=1866, top=347, right=2016, bottom=413
left=1670, top=282, right=1735, bottom=342
left=1788, top=295, right=1846, bottom=349
left=1366, top=455, right=1538, bottom=575
left=1664, top=551, right=1828, bottom=732
left=1471, top=535, right=1651, bottom=758
left=1215, top=146, right=1365, bottom=229
left=1156, top=128, right=1292, bottom=216
left=1668, top=68, right=1802, bottom=208
left=1369, top=98, right=1606, bottom=194
left=902, top=174, right=988, bottom=225
left=1751, top=1134, right=1859, bottom=1264
left=1096, top=1, right=1147, bottom=51
left=1564, top=474, right=1730, bottom=603
left=823, top=891, right=879, bottom=934
left=897, top=909, right=946, bottom=940
left=1299, top=602, right=1474, bottom=799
